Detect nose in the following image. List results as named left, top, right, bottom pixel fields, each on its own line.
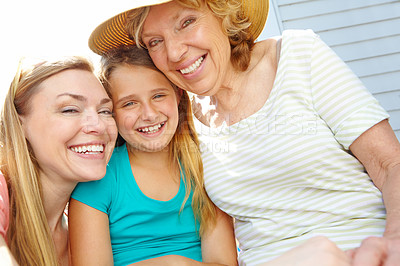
left=82, top=111, right=107, bottom=134
left=141, top=102, right=158, bottom=122
left=165, top=37, right=187, bottom=62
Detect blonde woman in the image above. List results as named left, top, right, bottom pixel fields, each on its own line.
left=0, top=57, right=117, bottom=265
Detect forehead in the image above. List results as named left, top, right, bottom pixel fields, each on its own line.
left=144, top=1, right=198, bottom=29
left=109, top=65, right=176, bottom=92
left=38, top=69, right=104, bottom=97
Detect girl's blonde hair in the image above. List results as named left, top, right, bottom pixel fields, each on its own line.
left=125, top=0, right=253, bottom=71
left=0, top=56, right=94, bottom=265
left=100, top=46, right=216, bottom=235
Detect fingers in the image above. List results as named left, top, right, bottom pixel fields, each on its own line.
left=352, top=237, right=387, bottom=266
left=384, top=237, right=400, bottom=266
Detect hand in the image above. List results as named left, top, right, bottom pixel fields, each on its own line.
left=346, top=236, right=400, bottom=266
left=259, top=236, right=351, bottom=266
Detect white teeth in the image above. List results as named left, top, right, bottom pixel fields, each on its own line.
left=138, top=123, right=164, bottom=134
left=71, top=145, right=104, bottom=154
left=180, top=56, right=204, bottom=74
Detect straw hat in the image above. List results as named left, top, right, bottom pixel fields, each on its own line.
left=89, top=0, right=269, bottom=55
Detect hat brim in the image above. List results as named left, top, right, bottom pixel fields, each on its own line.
left=89, top=0, right=268, bottom=55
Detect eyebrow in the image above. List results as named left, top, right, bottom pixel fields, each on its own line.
left=57, top=93, right=112, bottom=105
left=115, top=94, right=136, bottom=106
left=57, top=93, right=86, bottom=101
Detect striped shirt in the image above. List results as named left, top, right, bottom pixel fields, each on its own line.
left=194, top=29, right=389, bottom=265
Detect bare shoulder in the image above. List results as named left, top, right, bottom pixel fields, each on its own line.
left=252, top=37, right=282, bottom=71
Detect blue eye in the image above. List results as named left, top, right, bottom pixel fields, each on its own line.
left=153, top=94, right=165, bottom=99
left=182, top=18, right=195, bottom=28
left=148, top=39, right=162, bottom=48
left=122, top=101, right=135, bottom=108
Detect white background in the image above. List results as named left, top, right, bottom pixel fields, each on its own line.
left=0, top=1, right=279, bottom=107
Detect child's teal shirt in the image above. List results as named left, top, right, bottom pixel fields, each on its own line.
left=71, top=144, right=202, bottom=266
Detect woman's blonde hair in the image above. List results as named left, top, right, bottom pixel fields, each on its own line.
left=100, top=46, right=216, bottom=235
left=0, top=56, right=94, bottom=265
left=125, top=0, right=253, bottom=71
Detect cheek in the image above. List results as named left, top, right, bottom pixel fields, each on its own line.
left=105, top=118, right=118, bottom=139
left=115, top=111, right=139, bottom=132
left=149, top=52, right=166, bottom=70
left=168, top=102, right=180, bottom=126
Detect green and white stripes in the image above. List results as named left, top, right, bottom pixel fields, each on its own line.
left=194, top=29, right=389, bottom=265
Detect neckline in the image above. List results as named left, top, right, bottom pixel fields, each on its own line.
left=121, top=144, right=185, bottom=207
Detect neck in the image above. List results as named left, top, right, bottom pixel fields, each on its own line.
left=40, top=174, right=76, bottom=233
left=127, top=144, right=174, bottom=170
left=211, top=65, right=247, bottom=112
left=194, top=71, right=249, bottom=127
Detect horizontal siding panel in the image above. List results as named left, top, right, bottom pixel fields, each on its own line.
left=361, top=71, right=400, bottom=94
left=388, top=110, right=400, bottom=131
left=331, top=35, right=400, bottom=62
left=275, top=0, right=400, bottom=140
left=395, top=130, right=400, bottom=140
left=318, top=18, right=400, bottom=46
left=279, top=0, right=396, bottom=21
left=282, top=3, right=400, bottom=32
left=374, top=91, right=400, bottom=112
left=346, top=53, right=400, bottom=78
left=278, top=0, right=311, bottom=6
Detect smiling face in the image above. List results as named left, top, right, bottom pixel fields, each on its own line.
left=141, top=0, right=232, bottom=96
left=20, top=69, right=117, bottom=184
left=108, top=64, right=180, bottom=153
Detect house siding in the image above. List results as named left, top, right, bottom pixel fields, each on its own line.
left=267, top=0, right=400, bottom=140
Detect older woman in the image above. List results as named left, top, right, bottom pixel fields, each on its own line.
left=0, top=57, right=117, bottom=265
left=87, top=0, right=400, bottom=265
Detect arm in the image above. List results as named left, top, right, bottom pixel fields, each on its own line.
left=69, top=198, right=114, bottom=266
left=200, top=207, right=238, bottom=265
left=0, top=236, right=18, bottom=266
left=258, top=236, right=350, bottom=266
left=349, top=119, right=400, bottom=265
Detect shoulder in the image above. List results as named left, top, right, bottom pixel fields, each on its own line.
left=107, top=144, right=127, bottom=168
left=251, top=38, right=279, bottom=72
left=0, top=172, right=9, bottom=239
left=0, top=173, right=9, bottom=203
left=252, top=29, right=314, bottom=66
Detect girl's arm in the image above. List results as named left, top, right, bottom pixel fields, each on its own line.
left=69, top=198, right=114, bottom=266
left=200, top=207, right=238, bottom=265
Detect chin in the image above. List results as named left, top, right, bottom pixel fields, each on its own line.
left=78, top=170, right=107, bottom=182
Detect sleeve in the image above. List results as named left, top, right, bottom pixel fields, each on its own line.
left=71, top=168, right=115, bottom=214
left=309, top=31, right=389, bottom=149
left=0, top=173, right=9, bottom=239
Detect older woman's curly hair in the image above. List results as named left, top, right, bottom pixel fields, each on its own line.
left=125, top=0, right=254, bottom=71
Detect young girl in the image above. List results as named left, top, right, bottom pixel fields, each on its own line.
left=69, top=46, right=238, bottom=266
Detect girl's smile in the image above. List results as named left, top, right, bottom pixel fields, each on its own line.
left=109, top=64, right=180, bottom=153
